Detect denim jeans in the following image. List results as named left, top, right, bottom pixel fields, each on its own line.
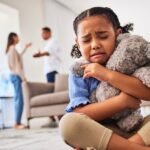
left=10, top=74, right=23, bottom=124
left=46, top=71, right=58, bottom=83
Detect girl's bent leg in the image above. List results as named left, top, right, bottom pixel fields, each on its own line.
left=128, top=134, right=145, bottom=146
left=107, top=134, right=150, bottom=150
left=59, top=113, right=150, bottom=150
left=128, top=116, right=150, bottom=146
left=59, top=113, right=113, bottom=150
left=138, top=122, right=150, bottom=146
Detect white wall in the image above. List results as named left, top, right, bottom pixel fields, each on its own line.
left=0, top=0, right=45, bottom=82
left=0, top=3, right=19, bottom=72
left=99, top=0, right=150, bottom=40
left=43, top=0, right=76, bottom=73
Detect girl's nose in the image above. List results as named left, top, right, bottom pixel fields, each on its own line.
left=91, top=39, right=100, bottom=50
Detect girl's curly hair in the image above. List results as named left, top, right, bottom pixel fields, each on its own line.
left=71, top=44, right=82, bottom=58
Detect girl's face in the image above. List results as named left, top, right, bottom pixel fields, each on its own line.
left=76, top=15, right=120, bottom=64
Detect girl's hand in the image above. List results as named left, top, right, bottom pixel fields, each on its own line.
left=81, top=63, right=110, bottom=81
left=119, top=92, right=141, bottom=110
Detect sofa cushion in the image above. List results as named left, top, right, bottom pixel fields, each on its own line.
left=30, top=91, right=69, bottom=107
left=54, top=74, right=68, bottom=92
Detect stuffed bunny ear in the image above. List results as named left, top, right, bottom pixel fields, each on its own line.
left=69, top=58, right=89, bottom=77
left=116, top=33, right=131, bottom=43
left=146, top=43, right=150, bottom=59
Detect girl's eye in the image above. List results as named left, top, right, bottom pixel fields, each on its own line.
left=98, top=35, right=108, bottom=39
left=82, top=39, right=90, bottom=43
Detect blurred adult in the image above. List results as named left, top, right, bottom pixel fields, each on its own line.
left=33, top=27, right=62, bottom=127
left=6, top=32, right=32, bottom=129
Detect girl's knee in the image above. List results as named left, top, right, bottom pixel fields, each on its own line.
left=59, top=113, right=84, bottom=142
left=59, top=113, right=113, bottom=150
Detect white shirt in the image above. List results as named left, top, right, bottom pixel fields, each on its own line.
left=43, top=38, right=62, bottom=75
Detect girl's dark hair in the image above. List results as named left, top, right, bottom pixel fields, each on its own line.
left=71, top=7, right=134, bottom=58
left=120, top=23, right=133, bottom=33
left=6, top=32, right=17, bottom=53
left=71, top=44, right=82, bottom=58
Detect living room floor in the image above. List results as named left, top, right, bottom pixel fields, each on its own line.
left=1, top=107, right=149, bottom=150
left=0, top=118, right=72, bottom=150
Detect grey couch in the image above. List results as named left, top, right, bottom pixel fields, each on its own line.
left=22, top=74, right=69, bottom=127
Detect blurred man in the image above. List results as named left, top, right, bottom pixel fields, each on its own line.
left=33, top=27, right=62, bottom=127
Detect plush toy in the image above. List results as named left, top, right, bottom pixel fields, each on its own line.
left=70, top=33, right=150, bottom=132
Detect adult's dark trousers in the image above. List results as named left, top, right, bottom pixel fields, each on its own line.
left=46, top=71, right=58, bottom=83
left=46, top=71, right=58, bottom=122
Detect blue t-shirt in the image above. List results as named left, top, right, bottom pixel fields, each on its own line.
left=66, top=74, right=100, bottom=112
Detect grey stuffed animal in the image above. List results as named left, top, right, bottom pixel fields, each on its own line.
left=70, top=33, right=150, bottom=132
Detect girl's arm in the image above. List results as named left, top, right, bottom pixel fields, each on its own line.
left=74, top=92, right=140, bottom=121
left=68, top=72, right=140, bottom=121
left=82, top=63, right=150, bottom=100
left=66, top=74, right=93, bottom=112
left=106, top=69, right=150, bottom=100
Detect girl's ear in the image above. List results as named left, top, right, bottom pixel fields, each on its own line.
left=116, top=28, right=122, bottom=36
left=75, top=37, right=80, bottom=49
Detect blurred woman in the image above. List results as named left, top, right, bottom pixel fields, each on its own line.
left=6, top=32, right=31, bottom=129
